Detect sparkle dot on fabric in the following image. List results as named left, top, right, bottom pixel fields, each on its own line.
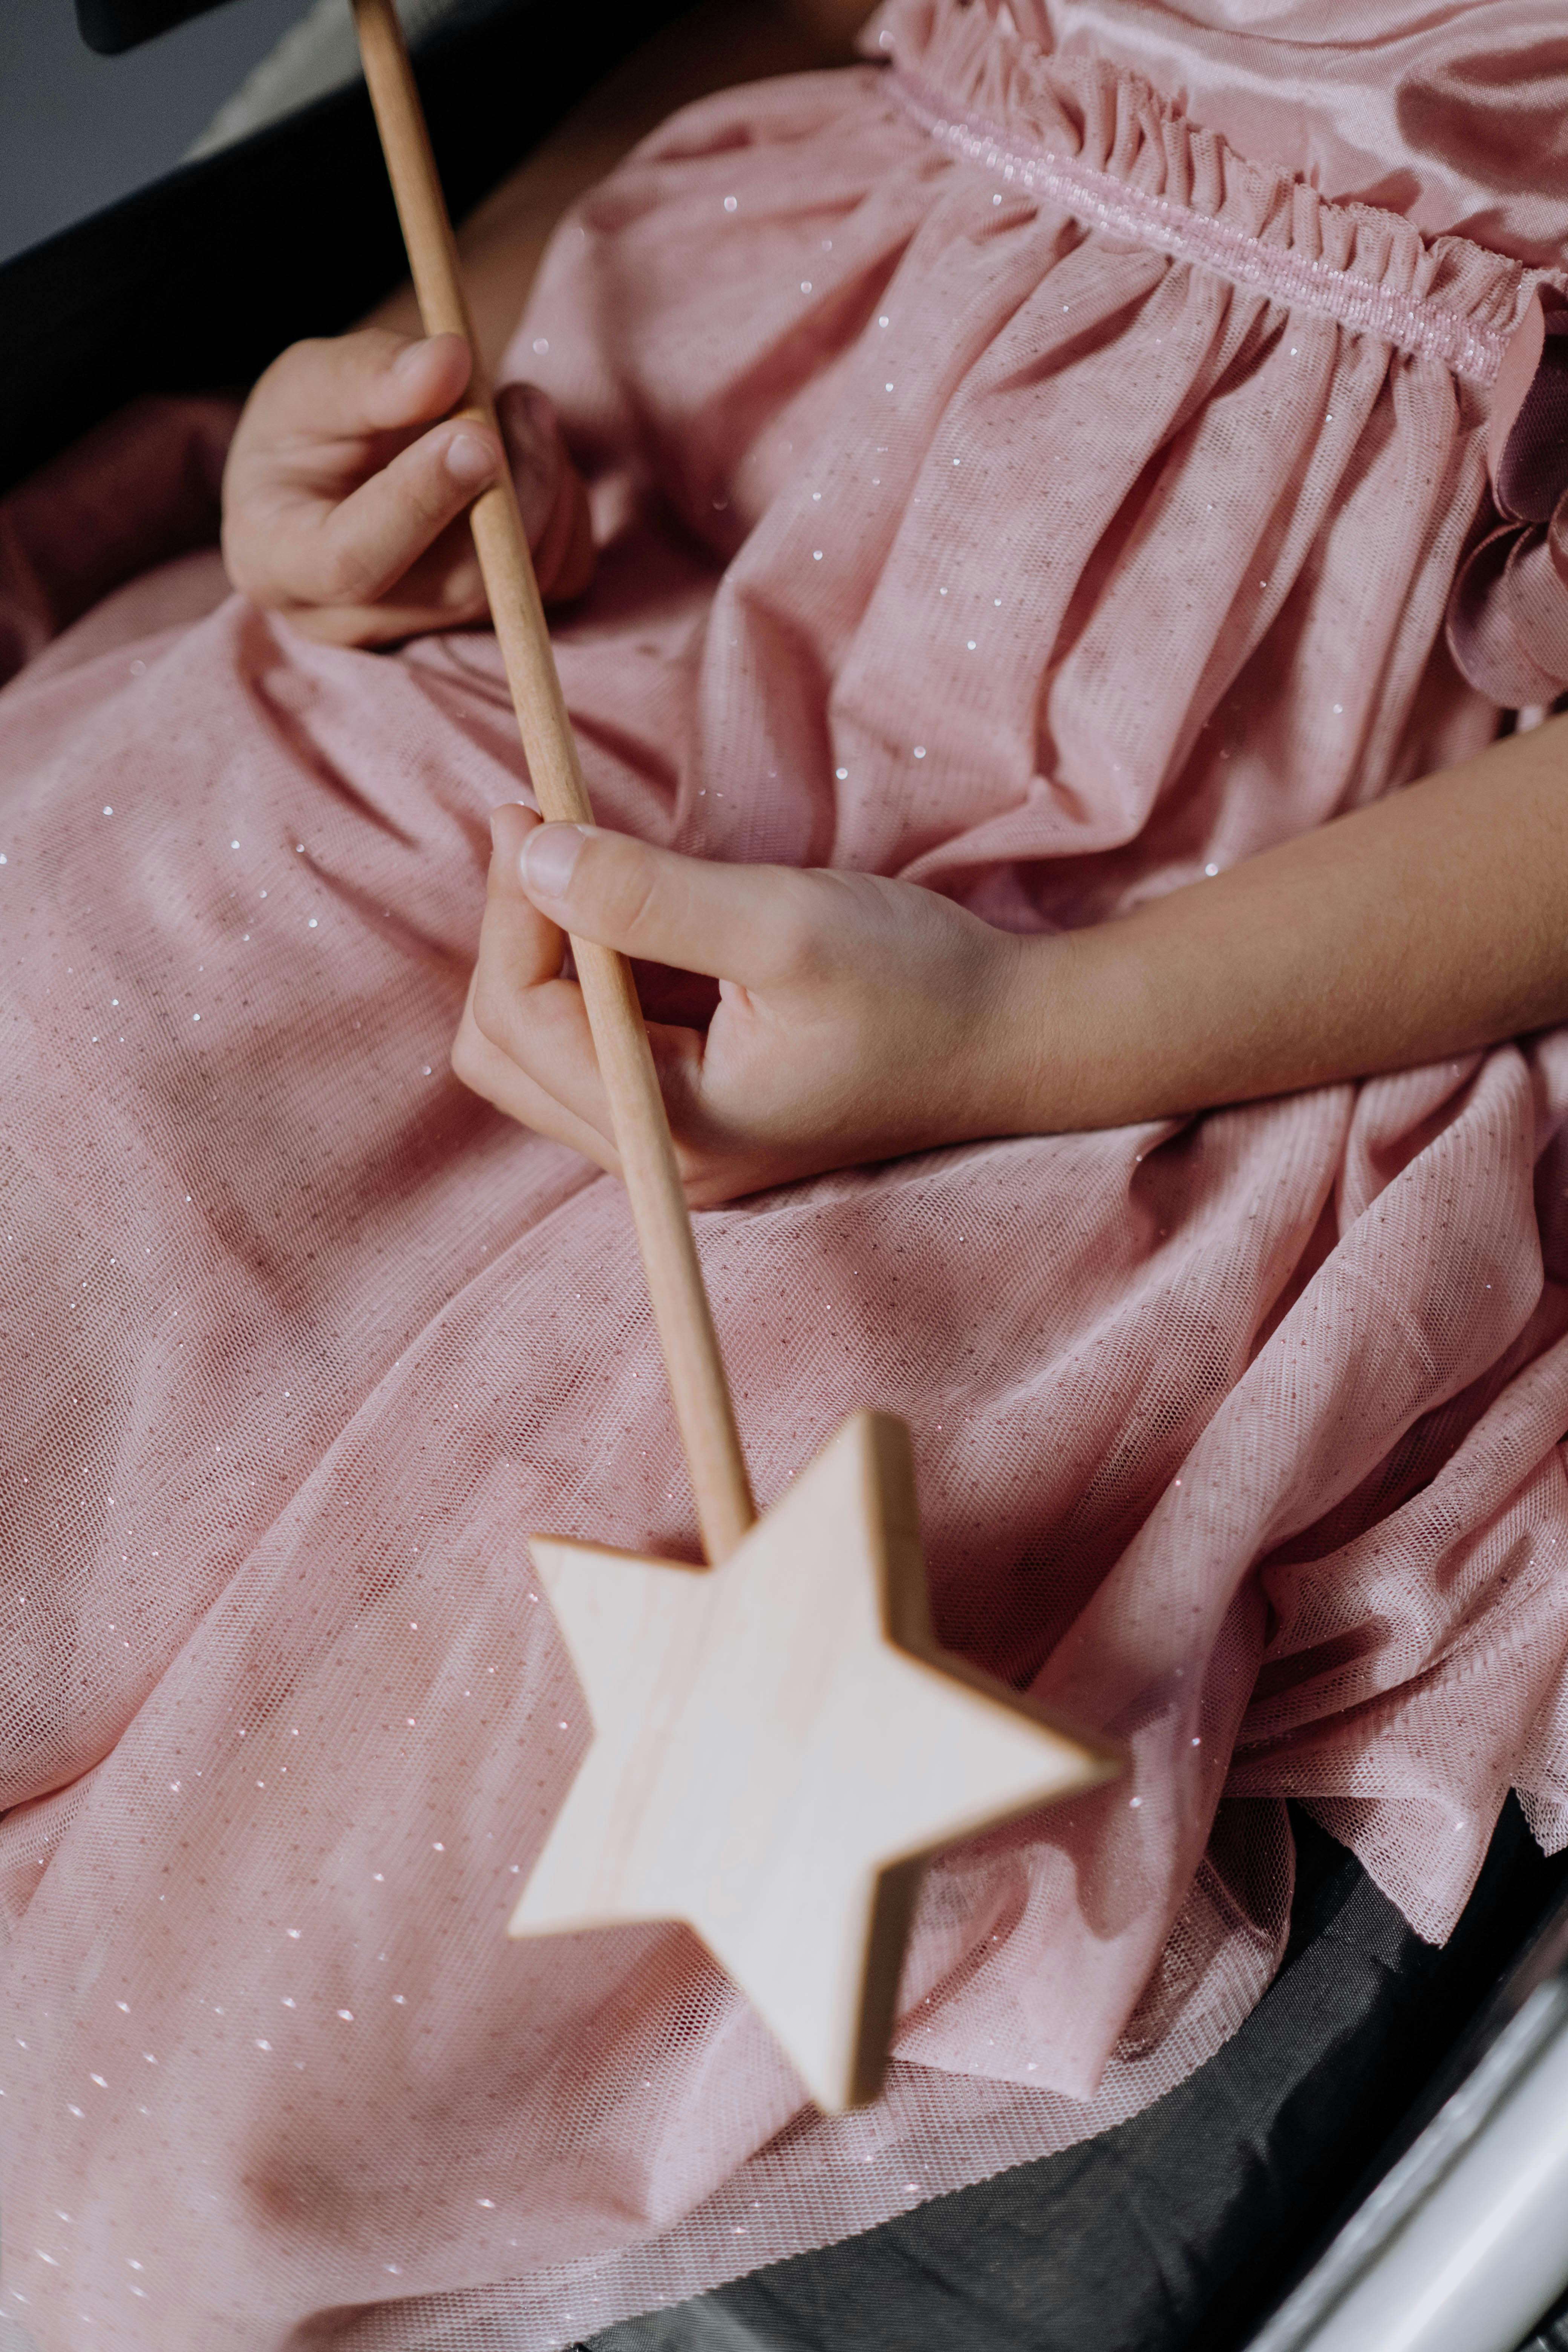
left=102, top=806, right=113, bottom=816
left=286, top=1928, right=301, bottom=1939
left=9, top=30, right=1557, bottom=2317
left=191, top=1013, right=200, bottom=1022
left=533, top=338, right=549, bottom=355
left=1205, top=862, right=1219, bottom=876
left=885, top=382, right=894, bottom=391
left=801, top=280, right=812, bottom=293
left=1130, top=1797, right=1143, bottom=1808
left=337, top=2010, right=354, bottom=2022
left=813, top=551, right=823, bottom=560
left=308, top=919, right=318, bottom=929
left=967, top=640, right=977, bottom=649
left=230, top=840, right=239, bottom=850
left=1333, top=702, right=1344, bottom=714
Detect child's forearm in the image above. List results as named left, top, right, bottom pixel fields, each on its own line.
left=1010, top=714, right=1568, bottom=1131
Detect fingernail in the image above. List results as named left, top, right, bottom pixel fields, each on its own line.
left=446, top=430, right=498, bottom=487
left=393, top=337, right=433, bottom=375
left=522, top=822, right=591, bottom=899
left=487, top=801, right=532, bottom=853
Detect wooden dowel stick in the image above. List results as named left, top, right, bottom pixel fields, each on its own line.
left=352, top=0, right=755, bottom=1563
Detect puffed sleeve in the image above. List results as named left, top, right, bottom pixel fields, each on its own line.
left=1448, top=296, right=1568, bottom=708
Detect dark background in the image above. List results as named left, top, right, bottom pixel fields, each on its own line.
left=1, top=0, right=312, bottom=262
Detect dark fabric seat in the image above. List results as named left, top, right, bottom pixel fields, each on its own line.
left=0, top=0, right=686, bottom=497
left=588, top=1804, right=1568, bottom=2352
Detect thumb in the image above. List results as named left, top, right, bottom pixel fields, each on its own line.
left=517, top=824, right=818, bottom=987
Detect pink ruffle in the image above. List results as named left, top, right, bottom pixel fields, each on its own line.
left=1449, top=303, right=1568, bottom=705
left=866, top=0, right=1545, bottom=379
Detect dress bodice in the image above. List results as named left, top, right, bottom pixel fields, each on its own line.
left=1011, top=0, right=1568, bottom=263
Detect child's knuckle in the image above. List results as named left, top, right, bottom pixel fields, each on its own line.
left=603, top=849, right=662, bottom=939
left=469, top=968, right=519, bottom=1056
left=773, top=888, right=828, bottom=977
left=448, top=1025, right=482, bottom=1090
left=318, top=541, right=376, bottom=603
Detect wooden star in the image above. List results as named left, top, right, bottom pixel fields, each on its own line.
left=509, top=1412, right=1119, bottom=2112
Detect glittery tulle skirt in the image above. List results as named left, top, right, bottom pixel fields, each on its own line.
left=5, top=2, right=1568, bottom=2341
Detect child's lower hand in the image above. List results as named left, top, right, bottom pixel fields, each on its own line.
left=452, top=807, right=1037, bottom=1205
left=221, top=331, right=592, bottom=646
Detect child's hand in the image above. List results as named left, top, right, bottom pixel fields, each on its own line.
left=452, top=807, right=1036, bottom=1205
left=221, top=330, right=592, bottom=646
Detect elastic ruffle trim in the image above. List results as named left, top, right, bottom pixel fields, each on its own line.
left=868, top=0, right=1546, bottom=384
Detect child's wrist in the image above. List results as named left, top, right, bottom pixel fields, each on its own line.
left=991, top=922, right=1153, bottom=1140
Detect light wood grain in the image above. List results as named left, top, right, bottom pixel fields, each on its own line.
left=354, top=4, right=1121, bottom=2102
left=352, top=0, right=754, bottom=1563
left=510, top=1414, right=1122, bottom=2112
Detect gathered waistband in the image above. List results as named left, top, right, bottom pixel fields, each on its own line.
left=871, top=0, right=1551, bottom=386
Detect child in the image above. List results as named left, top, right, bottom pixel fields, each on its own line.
left=5, top=0, right=1568, bottom=2340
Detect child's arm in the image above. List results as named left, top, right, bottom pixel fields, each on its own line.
left=455, top=714, right=1568, bottom=1202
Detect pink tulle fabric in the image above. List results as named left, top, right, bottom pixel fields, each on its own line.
left=5, top=1, right=1568, bottom=2343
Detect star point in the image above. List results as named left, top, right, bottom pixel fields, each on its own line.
left=508, top=1412, right=1119, bottom=2110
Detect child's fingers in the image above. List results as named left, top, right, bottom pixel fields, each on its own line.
left=451, top=968, right=620, bottom=1173
left=496, top=385, right=595, bottom=600
left=289, top=419, right=502, bottom=608
left=247, top=329, right=475, bottom=456
left=513, top=823, right=826, bottom=990
left=460, top=805, right=624, bottom=1149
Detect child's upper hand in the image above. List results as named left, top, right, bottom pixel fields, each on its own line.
left=221, top=330, right=593, bottom=646
left=452, top=806, right=1036, bottom=1205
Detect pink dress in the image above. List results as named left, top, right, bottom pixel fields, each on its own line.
left=4, top=0, right=1568, bottom=2341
